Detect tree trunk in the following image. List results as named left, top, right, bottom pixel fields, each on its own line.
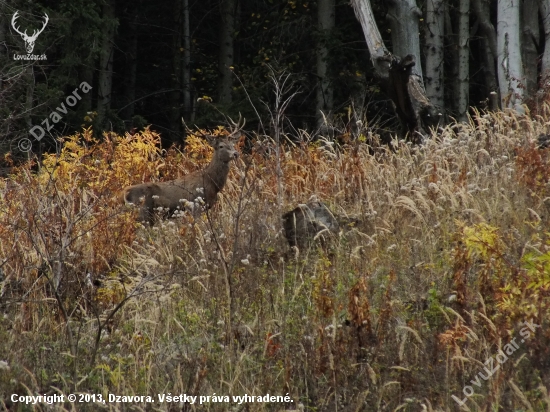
left=539, top=0, right=550, bottom=88
left=424, top=0, right=445, bottom=110
left=444, top=6, right=458, bottom=114
left=97, top=0, right=116, bottom=130
left=121, top=7, right=138, bottom=128
left=388, top=55, right=438, bottom=142
left=0, top=10, right=5, bottom=91
left=472, top=0, right=499, bottom=109
left=316, top=0, right=335, bottom=127
left=482, top=37, right=500, bottom=110
left=350, top=0, right=439, bottom=141
left=217, top=0, right=237, bottom=105
left=457, top=0, right=470, bottom=121
left=79, top=66, right=94, bottom=114
left=497, top=0, right=524, bottom=112
left=182, top=0, right=192, bottom=121
left=471, top=0, right=497, bottom=56
left=523, top=0, right=540, bottom=97
left=350, top=0, right=391, bottom=79
left=170, top=0, right=183, bottom=142
left=386, top=0, right=423, bottom=77
left=25, top=66, right=35, bottom=133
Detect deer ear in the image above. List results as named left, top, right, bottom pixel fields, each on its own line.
left=204, top=134, right=216, bottom=147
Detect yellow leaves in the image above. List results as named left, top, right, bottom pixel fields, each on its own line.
left=455, top=221, right=550, bottom=327
left=0, top=127, right=170, bottom=279
left=184, top=132, right=212, bottom=163
left=460, top=222, right=502, bottom=259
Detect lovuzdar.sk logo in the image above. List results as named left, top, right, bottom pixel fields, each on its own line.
left=11, top=11, right=48, bottom=60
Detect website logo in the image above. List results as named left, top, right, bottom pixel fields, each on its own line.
left=11, top=11, right=48, bottom=60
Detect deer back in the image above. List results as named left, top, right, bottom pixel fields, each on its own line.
left=121, top=123, right=242, bottom=223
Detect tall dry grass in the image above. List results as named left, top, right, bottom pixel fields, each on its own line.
left=0, top=109, right=550, bottom=411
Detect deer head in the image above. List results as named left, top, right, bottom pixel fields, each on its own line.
left=12, top=11, right=49, bottom=54
left=205, top=134, right=240, bottom=163
left=200, top=114, right=245, bottom=164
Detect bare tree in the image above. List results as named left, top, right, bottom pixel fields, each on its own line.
left=350, top=0, right=439, bottom=141
left=424, top=0, right=445, bottom=110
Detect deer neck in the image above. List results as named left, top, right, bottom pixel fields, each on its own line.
left=203, top=160, right=230, bottom=191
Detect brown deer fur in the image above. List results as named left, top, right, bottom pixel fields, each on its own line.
left=122, top=134, right=240, bottom=224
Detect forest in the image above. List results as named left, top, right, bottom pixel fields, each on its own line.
left=2, top=0, right=550, bottom=411
left=0, top=0, right=547, bottom=151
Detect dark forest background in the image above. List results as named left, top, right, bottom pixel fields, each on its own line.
left=0, top=0, right=547, bottom=154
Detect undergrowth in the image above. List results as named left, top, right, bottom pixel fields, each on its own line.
left=1, top=109, right=550, bottom=411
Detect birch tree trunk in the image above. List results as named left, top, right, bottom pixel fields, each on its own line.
left=472, top=0, right=499, bottom=109
left=350, top=0, right=391, bottom=79
left=97, top=0, right=116, bottom=129
left=350, top=0, right=439, bottom=141
left=539, top=0, right=550, bottom=88
left=217, top=0, right=237, bottom=105
left=386, top=0, right=423, bottom=77
left=522, top=0, right=540, bottom=97
left=457, top=0, right=470, bottom=121
left=424, top=0, right=445, bottom=110
left=316, top=0, right=335, bottom=127
left=497, top=0, right=524, bottom=112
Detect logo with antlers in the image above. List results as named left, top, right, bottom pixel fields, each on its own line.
left=11, top=11, right=49, bottom=54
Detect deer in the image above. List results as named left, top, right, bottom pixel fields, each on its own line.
left=122, top=120, right=243, bottom=224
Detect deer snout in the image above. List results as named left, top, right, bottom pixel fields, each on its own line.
left=232, top=151, right=239, bottom=159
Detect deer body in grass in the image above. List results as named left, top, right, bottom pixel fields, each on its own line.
left=122, top=131, right=241, bottom=224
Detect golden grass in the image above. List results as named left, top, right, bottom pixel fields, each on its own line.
left=1, top=110, right=550, bottom=411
